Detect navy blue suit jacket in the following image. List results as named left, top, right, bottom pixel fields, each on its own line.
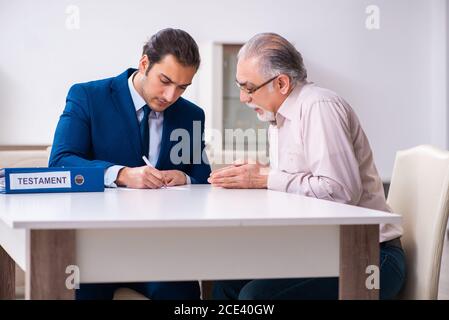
left=49, top=68, right=211, bottom=184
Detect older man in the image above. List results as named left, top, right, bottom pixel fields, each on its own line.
left=209, top=33, right=405, bottom=300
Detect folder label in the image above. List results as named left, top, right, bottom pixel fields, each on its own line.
left=10, top=171, right=72, bottom=190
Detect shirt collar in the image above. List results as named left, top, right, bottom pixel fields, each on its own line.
left=275, top=82, right=310, bottom=125
left=128, top=71, right=162, bottom=118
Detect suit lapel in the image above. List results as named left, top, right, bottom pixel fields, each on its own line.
left=110, top=69, right=142, bottom=160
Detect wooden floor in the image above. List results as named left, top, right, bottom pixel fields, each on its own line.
left=438, top=230, right=449, bottom=299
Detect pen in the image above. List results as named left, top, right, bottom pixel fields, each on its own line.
left=142, top=155, right=167, bottom=187
left=142, top=155, right=153, bottom=168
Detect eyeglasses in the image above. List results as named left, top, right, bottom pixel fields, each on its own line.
left=235, top=75, right=279, bottom=95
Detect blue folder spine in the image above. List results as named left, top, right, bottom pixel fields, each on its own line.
left=1, top=167, right=104, bottom=194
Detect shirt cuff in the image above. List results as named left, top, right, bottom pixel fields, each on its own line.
left=267, top=169, right=291, bottom=192
left=185, top=174, right=191, bottom=185
left=104, top=165, right=125, bottom=188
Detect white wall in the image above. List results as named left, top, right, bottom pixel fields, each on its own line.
left=0, top=0, right=447, bottom=180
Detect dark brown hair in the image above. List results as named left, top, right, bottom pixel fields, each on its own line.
left=142, top=28, right=200, bottom=74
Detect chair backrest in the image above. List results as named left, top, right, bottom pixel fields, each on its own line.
left=0, top=149, right=49, bottom=168
left=387, top=145, right=449, bottom=299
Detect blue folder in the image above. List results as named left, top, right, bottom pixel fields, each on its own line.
left=0, top=167, right=104, bottom=194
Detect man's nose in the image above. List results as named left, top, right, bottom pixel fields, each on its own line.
left=240, top=90, right=251, bottom=104
left=164, top=86, right=177, bottom=102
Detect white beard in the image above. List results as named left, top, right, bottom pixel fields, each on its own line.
left=246, top=103, right=276, bottom=122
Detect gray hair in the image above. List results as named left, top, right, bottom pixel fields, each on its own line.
left=238, top=33, right=307, bottom=85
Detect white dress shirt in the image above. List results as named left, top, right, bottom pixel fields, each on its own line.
left=268, top=82, right=402, bottom=242
left=104, top=72, right=190, bottom=187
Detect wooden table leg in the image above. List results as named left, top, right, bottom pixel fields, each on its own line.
left=0, top=246, right=15, bottom=299
left=339, top=225, right=379, bottom=300
left=26, top=230, right=76, bottom=300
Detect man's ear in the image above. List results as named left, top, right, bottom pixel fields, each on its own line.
left=138, top=55, right=150, bottom=75
left=277, top=75, right=291, bottom=95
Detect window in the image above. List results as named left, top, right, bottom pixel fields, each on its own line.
left=222, top=44, right=269, bottom=154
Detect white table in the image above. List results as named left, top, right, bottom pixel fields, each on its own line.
left=0, top=185, right=401, bottom=300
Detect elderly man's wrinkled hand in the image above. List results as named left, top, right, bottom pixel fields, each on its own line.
left=208, top=162, right=269, bottom=189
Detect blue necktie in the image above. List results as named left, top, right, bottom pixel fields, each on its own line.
left=140, top=105, right=151, bottom=158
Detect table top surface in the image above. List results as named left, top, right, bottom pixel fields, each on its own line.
left=0, top=185, right=401, bottom=229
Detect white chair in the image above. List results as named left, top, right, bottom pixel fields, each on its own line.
left=0, top=148, right=51, bottom=299
left=113, top=288, right=149, bottom=300
left=0, top=149, right=50, bottom=168
left=387, top=145, right=449, bottom=299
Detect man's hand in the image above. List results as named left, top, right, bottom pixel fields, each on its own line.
left=162, top=170, right=187, bottom=186
left=208, top=161, right=269, bottom=189
left=116, top=166, right=166, bottom=189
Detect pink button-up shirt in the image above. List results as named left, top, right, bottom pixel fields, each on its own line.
left=268, top=82, right=402, bottom=242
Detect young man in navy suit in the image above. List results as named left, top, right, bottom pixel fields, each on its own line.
left=49, top=28, right=211, bottom=300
